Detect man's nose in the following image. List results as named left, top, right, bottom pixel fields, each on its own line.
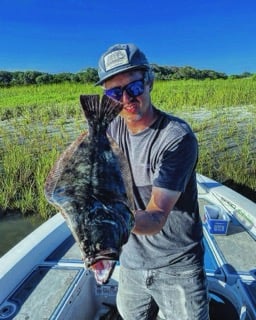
left=121, top=90, right=132, bottom=102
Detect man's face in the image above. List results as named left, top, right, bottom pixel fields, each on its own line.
left=103, top=70, right=152, bottom=123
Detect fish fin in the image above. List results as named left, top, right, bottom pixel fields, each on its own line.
left=80, top=95, right=123, bottom=129
left=44, top=131, right=88, bottom=206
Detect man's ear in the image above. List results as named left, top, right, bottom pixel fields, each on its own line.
left=149, top=81, right=154, bottom=92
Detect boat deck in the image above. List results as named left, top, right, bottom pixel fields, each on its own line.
left=198, top=197, right=256, bottom=275
left=1, top=176, right=256, bottom=319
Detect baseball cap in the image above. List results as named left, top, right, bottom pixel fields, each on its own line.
left=95, top=43, right=150, bottom=85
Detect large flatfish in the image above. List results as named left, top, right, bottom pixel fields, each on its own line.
left=45, top=94, right=134, bottom=284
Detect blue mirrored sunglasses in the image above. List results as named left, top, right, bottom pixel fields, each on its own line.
left=104, top=78, right=145, bottom=101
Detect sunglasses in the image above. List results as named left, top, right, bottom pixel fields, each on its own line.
left=104, top=78, right=145, bottom=101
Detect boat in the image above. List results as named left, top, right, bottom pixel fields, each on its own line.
left=0, top=173, right=255, bottom=320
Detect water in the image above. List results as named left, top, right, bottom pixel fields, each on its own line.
left=0, top=213, right=43, bottom=257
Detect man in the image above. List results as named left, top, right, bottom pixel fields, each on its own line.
left=96, top=43, right=209, bottom=320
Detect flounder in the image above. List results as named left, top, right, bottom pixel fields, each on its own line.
left=45, top=94, right=134, bottom=284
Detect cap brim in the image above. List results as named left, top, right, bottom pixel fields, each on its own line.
left=95, top=65, right=149, bottom=86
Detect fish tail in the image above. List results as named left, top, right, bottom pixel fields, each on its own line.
left=80, top=95, right=123, bottom=129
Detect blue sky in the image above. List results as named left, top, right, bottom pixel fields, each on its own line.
left=1, top=0, right=256, bottom=75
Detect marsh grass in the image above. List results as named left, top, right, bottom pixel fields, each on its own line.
left=0, top=78, right=255, bottom=219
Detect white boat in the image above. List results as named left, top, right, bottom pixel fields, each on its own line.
left=0, top=174, right=255, bottom=320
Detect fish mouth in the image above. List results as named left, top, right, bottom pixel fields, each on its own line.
left=90, top=259, right=117, bottom=284
left=84, top=250, right=119, bottom=284
left=83, top=248, right=119, bottom=268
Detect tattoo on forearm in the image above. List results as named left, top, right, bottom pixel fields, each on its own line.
left=148, top=212, right=164, bottom=224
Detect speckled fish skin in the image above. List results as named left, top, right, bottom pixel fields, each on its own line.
left=45, top=95, right=134, bottom=282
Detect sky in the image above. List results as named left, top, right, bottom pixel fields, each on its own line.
left=1, top=0, right=256, bottom=75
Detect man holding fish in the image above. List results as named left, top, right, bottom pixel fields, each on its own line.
left=96, top=43, right=209, bottom=320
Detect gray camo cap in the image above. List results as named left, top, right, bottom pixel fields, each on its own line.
left=95, top=43, right=150, bottom=85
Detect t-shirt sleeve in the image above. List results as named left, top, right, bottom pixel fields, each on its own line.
left=153, top=133, right=198, bottom=192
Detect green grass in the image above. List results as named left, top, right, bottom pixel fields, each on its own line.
left=0, top=78, right=255, bottom=219
left=151, top=78, right=256, bottom=111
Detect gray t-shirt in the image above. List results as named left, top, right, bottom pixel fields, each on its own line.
left=107, top=108, right=204, bottom=269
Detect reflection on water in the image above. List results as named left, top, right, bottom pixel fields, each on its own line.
left=0, top=214, right=43, bottom=257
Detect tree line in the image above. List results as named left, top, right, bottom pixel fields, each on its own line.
left=0, top=65, right=254, bottom=87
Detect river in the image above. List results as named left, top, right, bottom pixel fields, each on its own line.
left=0, top=213, right=43, bottom=257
